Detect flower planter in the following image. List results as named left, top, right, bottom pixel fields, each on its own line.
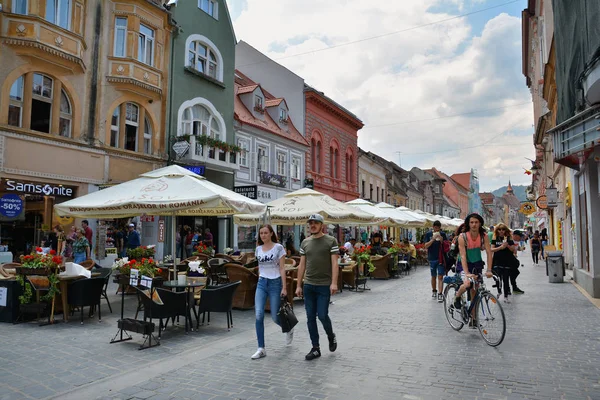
left=118, top=318, right=155, bottom=335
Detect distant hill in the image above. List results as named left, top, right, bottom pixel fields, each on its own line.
left=491, top=185, right=527, bottom=202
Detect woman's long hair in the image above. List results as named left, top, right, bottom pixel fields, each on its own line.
left=492, top=223, right=511, bottom=240
left=257, top=224, right=278, bottom=246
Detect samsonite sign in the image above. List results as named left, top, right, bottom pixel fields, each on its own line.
left=1, top=179, right=76, bottom=198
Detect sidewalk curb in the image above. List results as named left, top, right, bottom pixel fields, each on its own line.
left=569, top=279, right=600, bottom=310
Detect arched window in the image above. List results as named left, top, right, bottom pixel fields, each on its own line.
left=181, top=104, right=221, bottom=140
left=124, top=103, right=139, bottom=151
left=188, top=42, right=218, bottom=79
left=329, top=140, right=340, bottom=180
left=143, top=116, right=152, bottom=154
left=59, top=90, right=72, bottom=137
left=109, top=102, right=152, bottom=153
left=8, top=76, right=24, bottom=127
left=345, top=153, right=354, bottom=183
left=184, top=35, right=224, bottom=82
left=315, top=141, right=322, bottom=174
left=7, top=73, right=73, bottom=137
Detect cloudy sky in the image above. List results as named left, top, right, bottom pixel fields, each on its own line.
left=226, top=0, right=534, bottom=192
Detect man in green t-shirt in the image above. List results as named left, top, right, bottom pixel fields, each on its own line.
left=296, top=214, right=339, bottom=361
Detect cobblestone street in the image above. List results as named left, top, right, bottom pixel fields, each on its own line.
left=1, top=251, right=599, bottom=400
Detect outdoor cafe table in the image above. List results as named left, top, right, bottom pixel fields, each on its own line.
left=58, top=272, right=101, bottom=322
left=162, top=279, right=205, bottom=333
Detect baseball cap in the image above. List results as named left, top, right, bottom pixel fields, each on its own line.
left=129, top=223, right=135, bottom=227
left=307, top=214, right=324, bottom=223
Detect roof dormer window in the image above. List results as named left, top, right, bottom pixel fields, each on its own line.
left=254, top=95, right=264, bottom=114
left=279, top=108, right=288, bottom=124
left=198, top=0, right=218, bottom=19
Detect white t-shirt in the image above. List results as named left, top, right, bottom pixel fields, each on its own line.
left=255, top=243, right=286, bottom=279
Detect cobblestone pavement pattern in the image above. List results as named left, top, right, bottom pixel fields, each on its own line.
left=1, top=248, right=599, bottom=400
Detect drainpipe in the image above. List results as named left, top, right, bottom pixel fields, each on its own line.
left=166, top=25, right=177, bottom=165
left=86, top=2, right=102, bottom=146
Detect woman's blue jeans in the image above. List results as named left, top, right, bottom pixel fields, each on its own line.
left=303, top=283, right=334, bottom=348
left=74, top=252, right=86, bottom=264
left=255, top=277, right=282, bottom=348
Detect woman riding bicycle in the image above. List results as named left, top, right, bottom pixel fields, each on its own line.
left=490, top=224, right=518, bottom=303
left=453, top=213, right=493, bottom=326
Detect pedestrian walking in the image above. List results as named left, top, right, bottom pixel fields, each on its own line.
left=251, top=225, right=293, bottom=360
left=72, top=228, right=90, bottom=264
left=424, top=220, right=447, bottom=302
left=490, top=224, right=519, bottom=303
left=540, top=228, right=548, bottom=259
left=530, top=231, right=542, bottom=265
left=81, top=220, right=93, bottom=249
left=295, top=214, right=339, bottom=361
left=126, top=223, right=141, bottom=250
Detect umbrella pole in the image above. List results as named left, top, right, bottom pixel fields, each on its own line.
left=171, top=213, right=176, bottom=281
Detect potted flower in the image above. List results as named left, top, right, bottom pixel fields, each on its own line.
left=17, top=249, right=63, bottom=305
left=352, top=245, right=375, bottom=284
left=193, top=243, right=214, bottom=256
left=126, top=245, right=156, bottom=260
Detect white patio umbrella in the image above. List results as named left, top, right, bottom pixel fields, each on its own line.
left=434, top=215, right=456, bottom=230
left=345, top=199, right=396, bottom=226
left=234, top=188, right=383, bottom=225
left=55, top=165, right=267, bottom=265
left=374, top=202, right=424, bottom=227
left=396, top=206, right=428, bottom=226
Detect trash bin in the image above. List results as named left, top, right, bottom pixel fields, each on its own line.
left=546, top=251, right=565, bottom=283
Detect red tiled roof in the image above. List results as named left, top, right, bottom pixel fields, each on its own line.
left=450, top=173, right=471, bottom=190
left=265, top=98, right=284, bottom=108
left=234, top=83, right=308, bottom=147
left=237, top=84, right=258, bottom=94
left=480, top=192, right=495, bottom=205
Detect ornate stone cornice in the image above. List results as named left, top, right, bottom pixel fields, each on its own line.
left=1, top=38, right=85, bottom=71
left=106, top=76, right=162, bottom=95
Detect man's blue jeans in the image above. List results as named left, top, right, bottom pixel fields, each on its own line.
left=255, top=277, right=282, bottom=348
left=303, top=283, right=334, bottom=348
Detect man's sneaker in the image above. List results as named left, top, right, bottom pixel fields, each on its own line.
left=328, top=334, right=337, bottom=352
left=469, top=319, right=479, bottom=329
left=504, top=296, right=511, bottom=304
left=513, top=287, right=525, bottom=294
left=286, top=329, right=294, bottom=346
left=251, top=348, right=266, bottom=359
left=305, top=348, right=321, bottom=360
left=432, top=290, right=437, bottom=298
left=453, top=296, right=462, bottom=309
left=437, top=293, right=444, bottom=303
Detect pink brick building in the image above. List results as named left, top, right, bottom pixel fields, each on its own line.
left=304, top=85, right=363, bottom=202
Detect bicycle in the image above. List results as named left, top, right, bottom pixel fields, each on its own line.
left=443, top=274, right=506, bottom=346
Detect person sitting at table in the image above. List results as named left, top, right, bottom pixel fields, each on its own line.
left=343, top=238, right=356, bottom=256
left=286, top=243, right=297, bottom=257
left=370, top=233, right=384, bottom=255
left=403, top=239, right=417, bottom=263
left=72, top=228, right=90, bottom=264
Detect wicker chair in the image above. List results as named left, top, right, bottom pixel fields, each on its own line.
left=223, top=263, right=258, bottom=309
left=284, top=258, right=297, bottom=268
left=371, top=254, right=391, bottom=279
left=214, top=254, right=235, bottom=263
left=79, top=259, right=95, bottom=270
left=342, top=262, right=357, bottom=289
left=0, top=262, right=20, bottom=278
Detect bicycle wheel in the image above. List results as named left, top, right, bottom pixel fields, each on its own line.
left=443, top=284, right=464, bottom=331
left=476, top=292, right=506, bottom=346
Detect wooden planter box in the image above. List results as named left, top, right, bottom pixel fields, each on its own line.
left=15, top=267, right=52, bottom=276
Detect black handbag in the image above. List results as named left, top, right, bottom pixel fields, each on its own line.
left=277, top=296, right=298, bottom=333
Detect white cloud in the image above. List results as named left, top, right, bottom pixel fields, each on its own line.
left=229, top=0, right=534, bottom=191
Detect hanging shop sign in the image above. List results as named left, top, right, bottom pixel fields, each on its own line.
left=1, top=178, right=76, bottom=198
left=234, top=185, right=258, bottom=200
left=536, top=195, right=548, bottom=210
left=172, top=141, right=190, bottom=157
left=518, top=202, right=536, bottom=215
left=557, top=220, right=563, bottom=250
left=0, top=194, right=23, bottom=218
left=546, top=187, right=558, bottom=207
left=158, top=219, right=165, bottom=243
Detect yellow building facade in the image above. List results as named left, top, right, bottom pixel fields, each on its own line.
left=0, top=0, right=173, bottom=255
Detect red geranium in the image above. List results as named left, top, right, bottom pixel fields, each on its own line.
left=36, top=247, right=43, bottom=252
left=49, top=250, right=56, bottom=255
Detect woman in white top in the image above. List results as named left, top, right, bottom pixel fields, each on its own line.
left=251, top=224, right=293, bottom=359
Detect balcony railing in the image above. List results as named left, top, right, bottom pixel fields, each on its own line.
left=180, top=135, right=239, bottom=171
left=106, top=58, right=163, bottom=97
